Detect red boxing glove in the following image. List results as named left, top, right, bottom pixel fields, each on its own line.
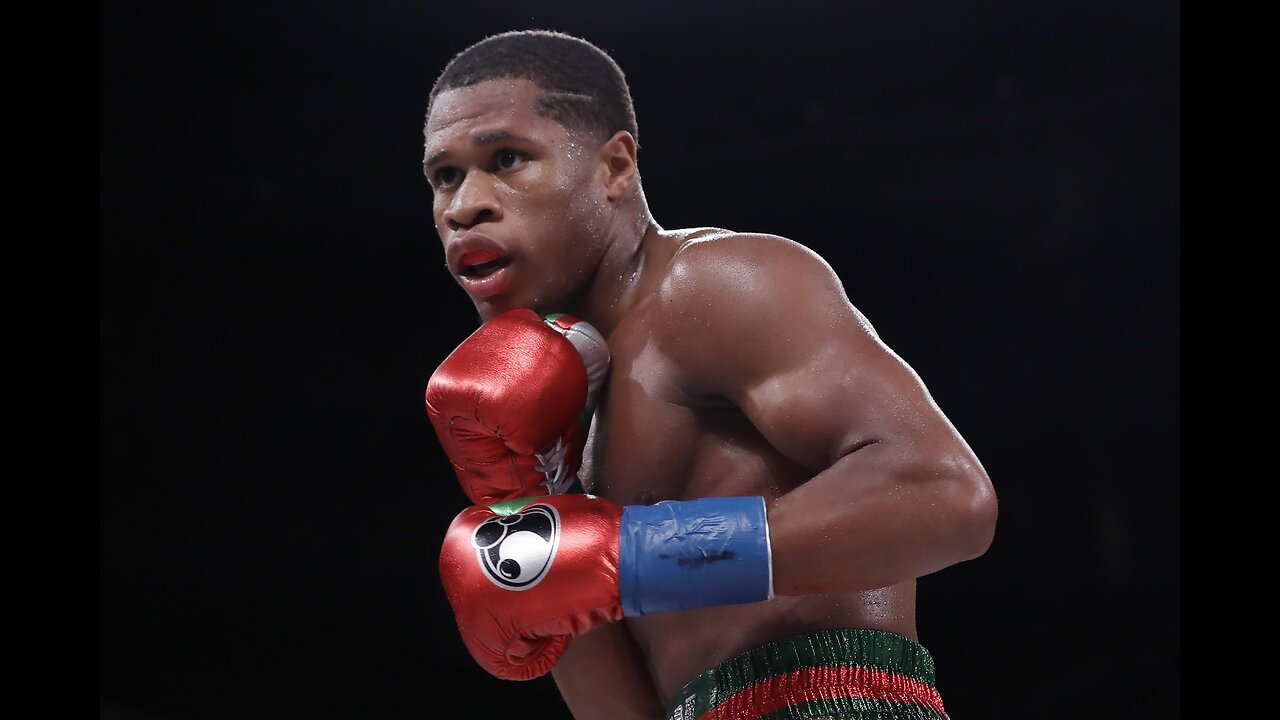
left=425, top=309, right=610, bottom=506
left=440, top=492, right=775, bottom=680
left=438, top=493, right=624, bottom=681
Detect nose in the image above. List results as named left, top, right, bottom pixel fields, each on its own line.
left=442, top=172, right=502, bottom=231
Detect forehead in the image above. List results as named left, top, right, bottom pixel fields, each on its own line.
left=424, top=78, right=566, bottom=148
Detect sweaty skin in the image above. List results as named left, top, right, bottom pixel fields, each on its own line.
left=425, top=78, right=996, bottom=720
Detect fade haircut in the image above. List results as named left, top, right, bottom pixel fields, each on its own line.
left=427, top=30, right=639, bottom=145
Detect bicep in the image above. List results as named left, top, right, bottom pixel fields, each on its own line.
left=663, top=236, right=953, bottom=472
left=660, top=235, right=996, bottom=589
left=737, top=310, right=945, bottom=472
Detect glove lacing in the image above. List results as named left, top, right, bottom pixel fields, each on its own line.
left=535, top=437, right=576, bottom=495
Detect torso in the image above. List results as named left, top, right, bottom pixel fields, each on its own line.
left=577, top=227, right=918, bottom=704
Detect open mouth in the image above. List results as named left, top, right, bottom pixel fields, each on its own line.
left=459, top=250, right=512, bottom=279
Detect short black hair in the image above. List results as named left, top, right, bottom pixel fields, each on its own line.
left=427, top=30, right=639, bottom=145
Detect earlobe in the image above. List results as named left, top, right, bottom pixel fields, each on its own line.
left=601, top=131, right=638, bottom=201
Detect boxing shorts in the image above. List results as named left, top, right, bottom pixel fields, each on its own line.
left=666, top=628, right=949, bottom=720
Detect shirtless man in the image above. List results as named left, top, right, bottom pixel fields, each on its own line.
left=422, top=30, right=997, bottom=720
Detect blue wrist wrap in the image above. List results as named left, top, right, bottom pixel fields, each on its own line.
left=618, top=496, right=773, bottom=618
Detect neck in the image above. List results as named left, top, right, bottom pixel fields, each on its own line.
left=571, top=212, right=664, bottom=340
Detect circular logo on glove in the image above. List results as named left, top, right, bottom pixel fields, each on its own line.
left=471, top=503, right=560, bottom=591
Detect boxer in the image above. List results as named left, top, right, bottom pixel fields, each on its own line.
left=422, top=30, right=996, bottom=720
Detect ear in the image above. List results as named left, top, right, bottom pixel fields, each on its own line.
left=597, top=130, right=638, bottom=201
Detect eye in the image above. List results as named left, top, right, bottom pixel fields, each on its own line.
left=495, top=149, right=523, bottom=171
left=434, top=166, right=462, bottom=189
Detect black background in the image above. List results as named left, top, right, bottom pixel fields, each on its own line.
left=100, top=2, right=1179, bottom=718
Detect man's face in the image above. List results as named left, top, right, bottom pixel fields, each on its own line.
left=423, top=78, right=611, bottom=322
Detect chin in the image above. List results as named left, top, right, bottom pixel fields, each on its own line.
left=472, top=289, right=565, bottom=323
left=474, top=306, right=502, bottom=323
left=473, top=297, right=523, bottom=323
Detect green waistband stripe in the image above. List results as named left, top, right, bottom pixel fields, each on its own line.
left=677, top=629, right=937, bottom=701
left=668, top=629, right=946, bottom=720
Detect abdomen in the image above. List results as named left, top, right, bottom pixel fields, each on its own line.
left=627, top=584, right=918, bottom=705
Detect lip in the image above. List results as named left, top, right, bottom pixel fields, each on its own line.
left=446, top=233, right=510, bottom=275
left=447, top=233, right=514, bottom=299
left=458, top=262, right=513, bottom=299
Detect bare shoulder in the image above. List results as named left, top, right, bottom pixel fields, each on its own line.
left=655, top=228, right=865, bottom=337
left=651, top=228, right=879, bottom=398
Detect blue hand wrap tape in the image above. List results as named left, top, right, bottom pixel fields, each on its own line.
left=618, top=496, right=773, bottom=617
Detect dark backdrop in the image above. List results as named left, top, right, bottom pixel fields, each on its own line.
left=100, top=2, right=1180, bottom=718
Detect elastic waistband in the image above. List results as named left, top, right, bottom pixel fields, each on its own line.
left=666, top=628, right=948, bottom=720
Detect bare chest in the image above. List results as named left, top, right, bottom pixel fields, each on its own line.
left=577, top=315, right=807, bottom=506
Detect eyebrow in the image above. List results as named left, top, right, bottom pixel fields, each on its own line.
left=423, top=131, right=535, bottom=173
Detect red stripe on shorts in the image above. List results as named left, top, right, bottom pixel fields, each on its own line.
left=702, top=664, right=947, bottom=720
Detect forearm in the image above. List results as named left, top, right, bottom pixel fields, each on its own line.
left=766, top=441, right=996, bottom=595
left=552, top=623, right=666, bottom=720
left=439, top=445, right=992, bottom=684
